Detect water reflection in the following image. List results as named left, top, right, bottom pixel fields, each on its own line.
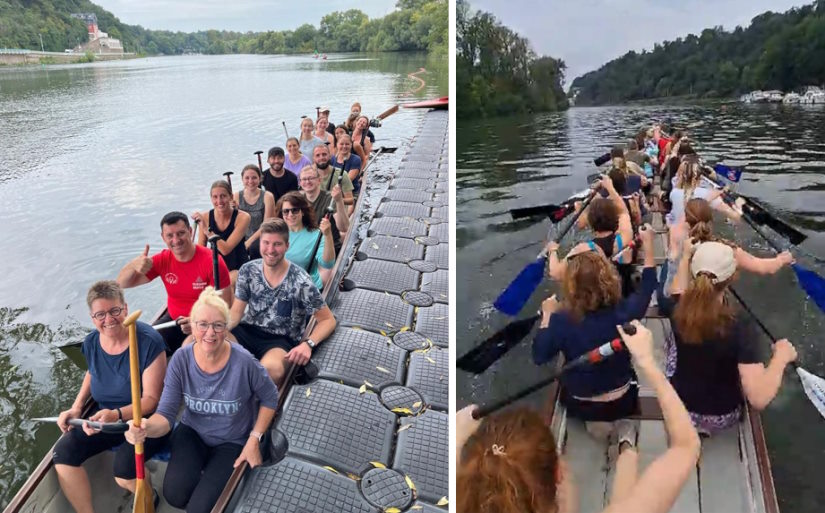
left=457, top=103, right=825, bottom=513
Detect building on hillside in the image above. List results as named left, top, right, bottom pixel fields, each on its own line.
left=70, top=13, right=124, bottom=54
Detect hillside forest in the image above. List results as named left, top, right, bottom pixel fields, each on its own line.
left=572, top=1, right=825, bottom=105
left=0, top=0, right=447, bottom=56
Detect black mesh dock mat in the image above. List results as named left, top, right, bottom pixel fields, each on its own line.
left=231, top=109, right=449, bottom=512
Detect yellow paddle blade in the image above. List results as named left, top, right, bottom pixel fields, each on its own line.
left=132, top=478, right=154, bottom=513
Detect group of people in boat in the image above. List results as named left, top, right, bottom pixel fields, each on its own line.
left=458, top=123, right=799, bottom=513
left=52, top=103, right=378, bottom=513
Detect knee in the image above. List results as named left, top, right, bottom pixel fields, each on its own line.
left=162, top=483, right=189, bottom=509
left=114, top=477, right=133, bottom=491
left=264, top=359, right=286, bottom=383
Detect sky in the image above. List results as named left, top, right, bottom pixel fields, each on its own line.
left=92, top=0, right=399, bottom=32
left=470, top=0, right=813, bottom=86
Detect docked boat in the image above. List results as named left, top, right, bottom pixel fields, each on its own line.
left=403, top=96, right=448, bottom=110
left=800, top=86, right=825, bottom=104
left=4, top=110, right=450, bottom=512
left=546, top=181, right=779, bottom=513
left=782, top=92, right=801, bottom=104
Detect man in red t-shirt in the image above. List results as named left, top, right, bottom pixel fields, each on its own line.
left=117, top=211, right=231, bottom=352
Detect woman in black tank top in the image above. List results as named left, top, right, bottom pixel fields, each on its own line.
left=548, top=176, right=635, bottom=294
left=192, top=180, right=251, bottom=289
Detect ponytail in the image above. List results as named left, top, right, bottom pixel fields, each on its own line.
left=673, top=274, right=735, bottom=344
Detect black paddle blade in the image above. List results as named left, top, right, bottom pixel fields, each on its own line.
left=510, top=203, right=573, bottom=221
left=457, top=315, right=541, bottom=374
left=745, top=201, right=807, bottom=245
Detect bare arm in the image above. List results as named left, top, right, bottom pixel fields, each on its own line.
left=735, top=248, right=793, bottom=275
left=307, top=305, right=336, bottom=345
left=603, top=323, right=700, bottom=513
left=228, top=297, right=248, bottom=331
left=117, top=352, right=167, bottom=421
left=216, top=210, right=250, bottom=255
left=116, top=245, right=153, bottom=288
left=331, top=186, right=349, bottom=232
left=669, top=238, right=694, bottom=296
left=739, top=339, right=797, bottom=410
left=57, top=371, right=92, bottom=431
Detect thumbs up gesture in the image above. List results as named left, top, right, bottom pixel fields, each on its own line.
left=131, top=244, right=153, bottom=275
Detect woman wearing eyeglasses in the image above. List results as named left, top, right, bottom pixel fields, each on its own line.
left=274, top=191, right=334, bottom=290
left=54, top=280, right=168, bottom=513
left=533, top=222, right=658, bottom=432
left=125, top=287, right=278, bottom=513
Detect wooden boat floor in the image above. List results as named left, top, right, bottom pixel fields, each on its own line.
left=22, top=452, right=182, bottom=513
left=560, top=315, right=766, bottom=513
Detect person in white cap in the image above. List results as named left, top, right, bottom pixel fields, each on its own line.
left=668, top=239, right=798, bottom=434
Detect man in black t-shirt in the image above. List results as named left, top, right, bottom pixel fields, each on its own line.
left=299, top=166, right=348, bottom=254
left=262, top=146, right=298, bottom=202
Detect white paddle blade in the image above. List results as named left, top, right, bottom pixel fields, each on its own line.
left=797, top=367, right=825, bottom=420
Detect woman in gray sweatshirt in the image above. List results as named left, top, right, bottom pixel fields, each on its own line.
left=125, top=287, right=279, bottom=513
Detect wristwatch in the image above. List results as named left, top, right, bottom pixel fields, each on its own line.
left=304, top=338, right=316, bottom=349
left=249, top=430, right=263, bottom=442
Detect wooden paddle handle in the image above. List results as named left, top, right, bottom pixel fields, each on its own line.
left=123, top=309, right=142, bottom=327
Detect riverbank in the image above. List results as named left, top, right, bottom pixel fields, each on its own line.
left=0, top=50, right=138, bottom=66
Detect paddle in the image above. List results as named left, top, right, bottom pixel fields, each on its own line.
left=703, top=176, right=825, bottom=313
left=123, top=309, right=154, bottom=513
left=458, top=228, right=645, bottom=374
left=472, top=323, right=636, bottom=419
left=493, top=190, right=597, bottom=316
left=207, top=234, right=221, bottom=292
left=31, top=417, right=129, bottom=434
left=701, top=171, right=806, bottom=245
left=307, top=174, right=342, bottom=275
left=510, top=202, right=575, bottom=221
left=282, top=121, right=289, bottom=139
left=254, top=150, right=263, bottom=171
left=456, top=313, right=542, bottom=373
left=729, top=287, right=825, bottom=420
left=370, top=105, right=400, bottom=128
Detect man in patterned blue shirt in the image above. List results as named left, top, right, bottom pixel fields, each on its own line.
left=228, top=219, right=336, bottom=383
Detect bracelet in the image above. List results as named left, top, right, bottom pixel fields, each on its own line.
left=116, top=408, right=123, bottom=421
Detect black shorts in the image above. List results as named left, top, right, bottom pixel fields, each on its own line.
left=231, top=323, right=295, bottom=360
left=561, top=383, right=639, bottom=422
left=155, top=312, right=186, bottom=353
left=52, top=412, right=170, bottom=479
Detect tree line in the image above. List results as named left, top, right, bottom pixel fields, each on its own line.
left=572, top=0, right=825, bottom=105
left=0, top=0, right=446, bottom=56
left=456, top=0, right=568, bottom=119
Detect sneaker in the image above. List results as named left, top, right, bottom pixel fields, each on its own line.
left=614, top=419, right=639, bottom=453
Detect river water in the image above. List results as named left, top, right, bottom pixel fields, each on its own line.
left=457, top=104, right=825, bottom=512
left=0, top=52, right=445, bottom=507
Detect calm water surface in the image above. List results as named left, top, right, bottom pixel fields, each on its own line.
left=457, top=104, right=825, bottom=513
left=0, top=52, right=445, bottom=507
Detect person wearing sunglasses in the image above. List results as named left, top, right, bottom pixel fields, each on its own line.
left=274, top=191, right=335, bottom=290
left=533, top=222, right=657, bottom=437
left=54, top=280, right=168, bottom=513
left=125, top=287, right=278, bottom=513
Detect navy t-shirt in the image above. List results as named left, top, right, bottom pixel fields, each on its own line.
left=82, top=321, right=165, bottom=410
left=533, top=267, right=657, bottom=397
left=331, top=154, right=363, bottom=192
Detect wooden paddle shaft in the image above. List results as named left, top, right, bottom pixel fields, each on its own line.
left=126, top=310, right=145, bottom=474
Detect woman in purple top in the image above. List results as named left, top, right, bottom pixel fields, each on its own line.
left=284, top=137, right=311, bottom=177
left=125, top=287, right=278, bottom=513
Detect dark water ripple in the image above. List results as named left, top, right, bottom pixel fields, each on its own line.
left=458, top=103, right=825, bottom=512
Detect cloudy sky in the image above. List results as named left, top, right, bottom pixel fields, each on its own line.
left=470, top=0, right=812, bottom=86
left=93, top=0, right=398, bottom=32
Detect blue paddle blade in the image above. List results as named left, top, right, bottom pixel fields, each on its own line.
left=493, top=257, right=547, bottom=316
left=792, top=263, right=825, bottom=313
